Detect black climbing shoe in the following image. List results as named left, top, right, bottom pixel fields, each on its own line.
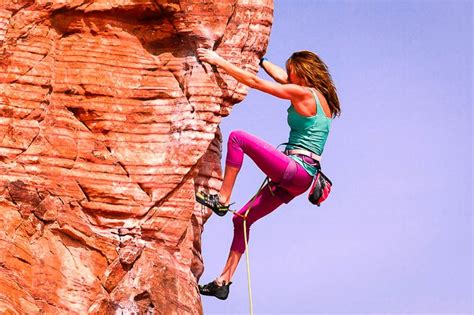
left=199, top=280, right=232, bottom=300
left=195, top=191, right=230, bottom=217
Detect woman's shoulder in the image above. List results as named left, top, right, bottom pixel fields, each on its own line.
left=310, top=88, right=332, bottom=119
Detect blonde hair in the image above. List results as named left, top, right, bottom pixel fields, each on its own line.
left=286, top=51, right=341, bottom=118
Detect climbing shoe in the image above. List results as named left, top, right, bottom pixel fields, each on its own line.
left=199, top=280, right=232, bottom=300
left=195, top=191, right=230, bottom=217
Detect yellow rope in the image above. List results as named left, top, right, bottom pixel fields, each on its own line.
left=243, top=216, right=253, bottom=315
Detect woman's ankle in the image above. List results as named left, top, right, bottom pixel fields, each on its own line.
left=216, top=277, right=230, bottom=286
left=217, top=193, right=230, bottom=206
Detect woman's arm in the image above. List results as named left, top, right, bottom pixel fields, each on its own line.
left=197, top=48, right=306, bottom=102
left=260, top=59, right=289, bottom=84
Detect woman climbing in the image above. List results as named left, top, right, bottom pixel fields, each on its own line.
left=196, top=48, right=341, bottom=300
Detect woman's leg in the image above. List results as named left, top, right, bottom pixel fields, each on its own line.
left=218, top=130, right=295, bottom=204
left=217, top=184, right=285, bottom=284
left=211, top=130, right=312, bottom=285
left=216, top=250, right=242, bottom=285
left=218, top=165, right=239, bottom=205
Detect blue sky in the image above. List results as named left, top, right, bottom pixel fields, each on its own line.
left=201, top=1, right=472, bottom=314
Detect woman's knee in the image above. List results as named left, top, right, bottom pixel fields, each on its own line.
left=228, top=129, right=248, bottom=144
left=232, top=213, right=245, bottom=228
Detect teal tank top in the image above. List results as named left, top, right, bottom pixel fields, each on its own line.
left=285, top=88, right=332, bottom=176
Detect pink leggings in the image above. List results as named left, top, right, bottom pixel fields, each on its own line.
left=226, top=130, right=313, bottom=253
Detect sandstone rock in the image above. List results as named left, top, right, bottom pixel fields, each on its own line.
left=0, top=0, right=273, bottom=314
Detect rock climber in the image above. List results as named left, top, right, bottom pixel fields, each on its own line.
left=195, top=48, right=341, bottom=300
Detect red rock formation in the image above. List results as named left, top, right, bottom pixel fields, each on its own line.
left=0, top=1, right=273, bottom=313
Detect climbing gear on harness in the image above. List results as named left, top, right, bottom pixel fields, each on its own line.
left=308, top=169, right=332, bottom=206
left=199, top=280, right=232, bottom=300
left=195, top=191, right=231, bottom=216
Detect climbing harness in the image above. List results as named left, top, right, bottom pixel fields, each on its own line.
left=283, top=148, right=322, bottom=162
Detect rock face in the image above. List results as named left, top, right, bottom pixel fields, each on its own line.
left=0, top=1, right=272, bottom=313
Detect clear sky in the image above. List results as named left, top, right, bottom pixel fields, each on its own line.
left=201, top=1, right=472, bottom=314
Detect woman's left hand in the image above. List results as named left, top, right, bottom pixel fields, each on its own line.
left=197, top=48, right=223, bottom=66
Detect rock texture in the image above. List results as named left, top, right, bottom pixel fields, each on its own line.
left=0, top=1, right=272, bottom=313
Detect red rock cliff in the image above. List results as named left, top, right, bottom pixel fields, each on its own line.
left=0, top=1, right=273, bottom=313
